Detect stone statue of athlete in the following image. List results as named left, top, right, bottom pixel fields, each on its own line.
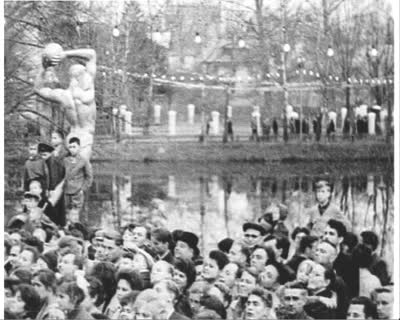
left=34, top=44, right=97, bottom=160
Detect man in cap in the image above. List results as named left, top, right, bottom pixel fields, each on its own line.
left=305, top=179, right=351, bottom=238
left=242, top=222, right=266, bottom=249
left=23, top=141, right=49, bottom=191
left=174, top=231, right=200, bottom=261
left=38, top=141, right=66, bottom=227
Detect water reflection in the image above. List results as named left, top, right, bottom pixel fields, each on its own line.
left=4, top=161, right=393, bottom=275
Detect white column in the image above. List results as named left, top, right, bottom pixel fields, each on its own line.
left=154, top=104, right=162, bottom=124
left=168, top=110, right=177, bottom=135
left=227, top=105, right=233, bottom=118
left=112, top=107, right=118, bottom=134
left=367, top=175, right=374, bottom=197
left=340, top=107, right=348, bottom=129
left=211, top=111, right=220, bottom=135
left=380, top=109, right=388, bottom=135
left=328, top=111, right=337, bottom=129
left=187, top=104, right=195, bottom=124
left=252, top=111, right=261, bottom=136
left=124, top=111, right=132, bottom=135
left=168, top=175, right=176, bottom=198
left=119, top=105, right=127, bottom=133
left=368, top=112, right=376, bottom=135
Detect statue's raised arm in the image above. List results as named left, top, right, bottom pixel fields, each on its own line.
left=62, top=48, right=96, bottom=78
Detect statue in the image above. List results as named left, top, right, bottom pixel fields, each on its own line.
left=34, top=43, right=97, bottom=160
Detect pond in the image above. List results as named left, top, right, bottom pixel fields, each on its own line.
left=4, top=160, right=394, bottom=275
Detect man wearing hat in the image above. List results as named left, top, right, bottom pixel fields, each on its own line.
left=174, top=231, right=200, bottom=261
left=38, top=142, right=66, bottom=227
left=23, top=141, right=49, bottom=191
left=305, top=179, right=351, bottom=238
left=242, top=222, right=267, bottom=249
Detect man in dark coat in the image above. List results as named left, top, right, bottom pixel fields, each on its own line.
left=38, top=142, right=66, bottom=226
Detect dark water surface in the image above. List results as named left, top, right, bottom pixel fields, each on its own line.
left=5, top=160, right=394, bottom=275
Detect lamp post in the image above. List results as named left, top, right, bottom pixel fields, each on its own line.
left=112, top=26, right=121, bottom=142
left=326, top=46, right=334, bottom=138
left=195, top=32, right=206, bottom=142
left=297, top=56, right=305, bottom=141
left=282, top=42, right=290, bottom=142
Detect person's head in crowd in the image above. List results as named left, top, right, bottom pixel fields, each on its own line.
left=242, top=222, right=266, bottom=248
left=33, top=251, right=58, bottom=273
left=29, top=179, right=45, bottom=199
left=250, top=245, right=275, bottom=274
left=323, top=219, right=346, bottom=247
left=89, top=261, right=117, bottom=305
left=173, top=257, right=196, bottom=292
left=83, top=276, right=105, bottom=312
left=314, top=240, right=337, bottom=267
left=299, top=235, right=319, bottom=260
left=291, top=227, right=310, bottom=254
left=122, top=224, right=149, bottom=249
left=67, top=137, right=81, bottom=157
left=151, top=261, right=174, bottom=286
left=114, top=251, right=133, bottom=272
left=257, top=212, right=274, bottom=234
left=42, top=307, right=66, bottom=320
left=32, top=269, right=56, bottom=301
left=5, top=278, right=19, bottom=311
left=24, top=235, right=44, bottom=254
left=346, top=296, right=378, bottom=320
left=174, top=231, right=200, bottom=261
left=135, top=298, right=167, bottom=320
left=95, top=229, right=122, bottom=262
left=238, top=267, right=258, bottom=298
left=9, top=242, right=23, bottom=261
left=38, top=142, right=55, bottom=161
left=32, top=228, right=47, bottom=243
left=115, top=270, right=143, bottom=302
left=28, top=141, right=38, bottom=158
left=228, top=240, right=251, bottom=265
left=244, top=288, right=273, bottom=320
left=17, top=245, right=39, bottom=269
left=51, top=129, right=65, bottom=148
left=360, top=230, right=379, bottom=253
left=296, top=259, right=316, bottom=285
left=198, top=294, right=227, bottom=319
left=352, top=243, right=373, bottom=269
left=58, top=236, right=83, bottom=257
left=68, top=222, right=89, bottom=241
left=133, top=288, right=159, bottom=313
left=9, top=230, right=23, bottom=246
left=217, top=238, right=233, bottom=254
left=218, top=261, right=243, bottom=289
left=188, top=281, right=209, bottom=314
left=202, top=250, right=229, bottom=283
left=263, top=235, right=290, bottom=261
left=207, top=282, right=231, bottom=309
left=151, top=227, right=173, bottom=256
left=307, top=263, right=335, bottom=294
left=194, top=257, right=204, bottom=278
left=23, top=191, right=41, bottom=211
left=5, top=284, right=41, bottom=319
left=58, top=250, right=84, bottom=280
left=258, top=260, right=282, bottom=290
left=342, top=232, right=359, bottom=255
left=372, top=286, right=394, bottom=319
left=56, top=281, right=86, bottom=316
left=9, top=267, right=32, bottom=284
left=119, top=290, right=140, bottom=320
left=153, top=280, right=180, bottom=314
left=280, top=282, right=308, bottom=317
left=314, top=179, right=333, bottom=206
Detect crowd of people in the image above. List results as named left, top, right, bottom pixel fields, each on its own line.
left=4, top=132, right=394, bottom=320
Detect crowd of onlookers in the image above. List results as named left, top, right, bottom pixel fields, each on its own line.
left=3, top=131, right=394, bottom=320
